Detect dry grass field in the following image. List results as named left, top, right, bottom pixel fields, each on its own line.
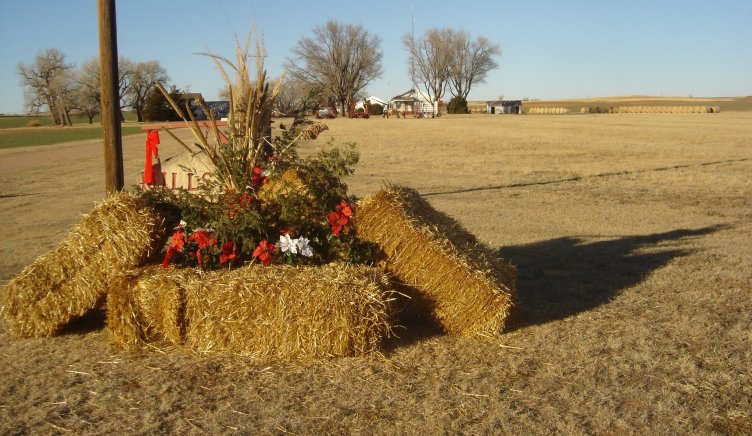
left=1, top=112, right=751, bottom=434
left=469, top=95, right=752, bottom=113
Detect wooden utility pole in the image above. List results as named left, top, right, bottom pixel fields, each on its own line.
left=98, top=0, right=124, bottom=192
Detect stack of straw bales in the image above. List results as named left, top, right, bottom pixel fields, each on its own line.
left=354, top=186, right=516, bottom=338
left=0, top=193, right=166, bottom=337
left=107, top=264, right=396, bottom=358
left=528, top=107, right=569, bottom=115
left=2, top=183, right=520, bottom=357
left=597, top=105, right=719, bottom=114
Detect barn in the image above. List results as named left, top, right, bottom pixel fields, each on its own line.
left=487, top=100, right=522, bottom=114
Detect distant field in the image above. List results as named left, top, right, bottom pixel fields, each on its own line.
left=469, top=96, right=752, bottom=113
left=0, top=125, right=143, bottom=149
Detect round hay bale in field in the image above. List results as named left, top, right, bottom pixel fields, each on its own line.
left=354, top=185, right=517, bottom=338
left=0, top=193, right=167, bottom=338
left=581, top=107, right=588, bottom=113
left=107, top=264, right=397, bottom=358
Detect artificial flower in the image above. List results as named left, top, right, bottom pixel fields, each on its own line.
left=279, top=233, right=298, bottom=254
left=219, top=241, right=237, bottom=265
left=296, top=236, right=314, bottom=257
left=189, top=230, right=216, bottom=249
left=170, top=230, right=186, bottom=251
left=336, top=199, right=353, bottom=217
left=252, top=240, right=277, bottom=266
left=327, top=211, right=345, bottom=236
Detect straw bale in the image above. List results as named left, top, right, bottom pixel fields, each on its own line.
left=107, top=264, right=397, bottom=358
left=106, top=266, right=199, bottom=349
left=354, top=185, right=517, bottom=338
left=183, top=264, right=396, bottom=358
left=257, top=168, right=311, bottom=203
left=0, top=193, right=167, bottom=338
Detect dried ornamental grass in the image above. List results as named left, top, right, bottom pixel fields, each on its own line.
left=107, top=264, right=397, bottom=358
left=354, top=185, right=517, bottom=338
left=0, top=193, right=166, bottom=338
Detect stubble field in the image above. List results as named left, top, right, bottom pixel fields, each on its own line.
left=1, top=112, right=751, bottom=434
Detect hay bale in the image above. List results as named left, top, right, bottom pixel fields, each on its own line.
left=354, top=185, right=517, bottom=337
left=257, top=168, right=311, bottom=203
left=108, top=264, right=397, bottom=358
left=0, top=193, right=166, bottom=338
left=106, top=266, right=198, bottom=349
left=187, top=264, right=395, bottom=358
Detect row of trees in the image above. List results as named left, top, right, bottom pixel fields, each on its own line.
left=403, top=28, right=500, bottom=112
left=18, top=23, right=500, bottom=122
left=17, top=48, right=168, bottom=125
left=283, top=21, right=500, bottom=116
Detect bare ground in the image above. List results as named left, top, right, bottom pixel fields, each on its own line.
left=1, top=113, right=751, bottom=434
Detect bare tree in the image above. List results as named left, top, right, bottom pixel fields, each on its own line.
left=402, top=28, right=452, bottom=108
left=123, top=60, right=169, bottom=122
left=75, top=58, right=103, bottom=123
left=16, top=48, right=74, bottom=125
left=76, top=57, right=139, bottom=123
left=286, top=21, right=382, bottom=116
left=273, top=77, right=317, bottom=115
left=447, top=31, right=501, bottom=100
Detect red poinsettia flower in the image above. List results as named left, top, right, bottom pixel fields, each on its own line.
left=170, top=230, right=186, bottom=251
left=327, top=211, right=345, bottom=236
left=252, top=240, right=277, bottom=266
left=219, top=241, right=237, bottom=265
left=336, top=199, right=353, bottom=217
left=251, top=166, right=267, bottom=186
left=189, top=230, right=217, bottom=249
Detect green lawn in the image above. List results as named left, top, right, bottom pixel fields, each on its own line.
left=0, top=112, right=139, bottom=129
left=0, top=126, right=142, bottom=149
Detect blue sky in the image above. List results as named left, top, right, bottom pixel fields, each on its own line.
left=1, top=0, right=750, bottom=114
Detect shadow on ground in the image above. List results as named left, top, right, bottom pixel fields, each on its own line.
left=501, top=225, right=725, bottom=331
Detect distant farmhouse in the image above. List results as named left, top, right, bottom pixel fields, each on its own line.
left=487, top=100, right=522, bottom=114
left=388, top=89, right=438, bottom=117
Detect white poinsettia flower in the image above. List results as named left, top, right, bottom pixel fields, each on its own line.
left=279, top=233, right=298, bottom=254
left=296, top=236, right=314, bottom=257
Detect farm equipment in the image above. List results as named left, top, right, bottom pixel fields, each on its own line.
left=347, top=99, right=371, bottom=119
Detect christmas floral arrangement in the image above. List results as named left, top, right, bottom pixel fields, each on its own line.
left=140, top=36, right=375, bottom=271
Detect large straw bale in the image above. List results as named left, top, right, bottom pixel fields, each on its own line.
left=184, top=264, right=396, bottom=358
left=0, top=193, right=166, bottom=338
left=354, top=186, right=516, bottom=338
left=107, top=264, right=397, bottom=358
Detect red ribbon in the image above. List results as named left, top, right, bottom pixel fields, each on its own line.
left=143, top=129, right=160, bottom=185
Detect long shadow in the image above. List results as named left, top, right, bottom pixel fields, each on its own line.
left=501, top=225, right=726, bottom=331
